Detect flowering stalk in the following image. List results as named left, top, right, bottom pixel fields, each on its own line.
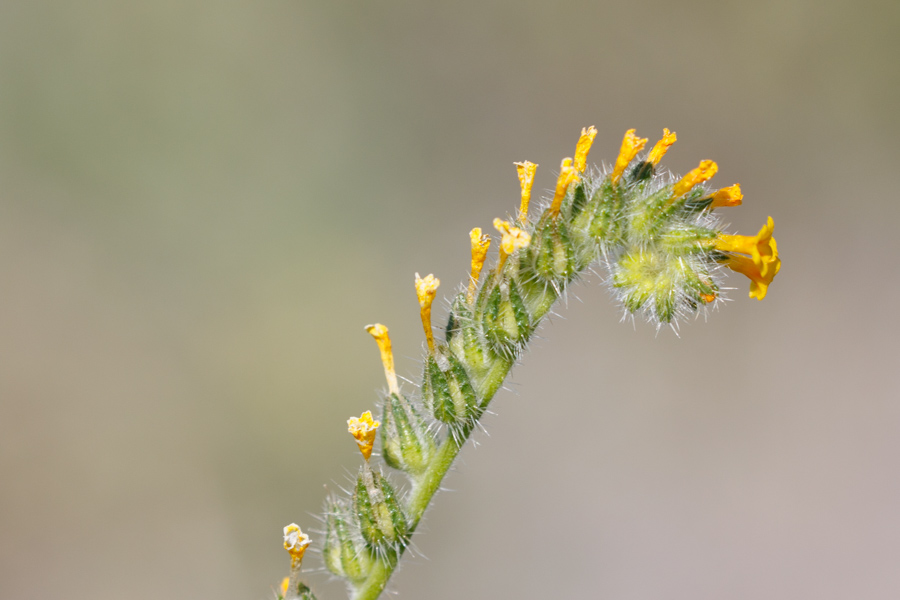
left=275, top=127, right=782, bottom=599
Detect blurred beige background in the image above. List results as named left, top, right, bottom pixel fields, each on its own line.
left=2, top=1, right=899, bottom=599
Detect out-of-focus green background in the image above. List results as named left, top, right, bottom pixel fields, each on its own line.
left=2, top=1, right=899, bottom=599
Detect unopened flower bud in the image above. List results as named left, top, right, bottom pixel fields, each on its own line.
left=323, top=500, right=374, bottom=584
left=354, top=466, right=409, bottom=552
left=380, top=392, right=435, bottom=475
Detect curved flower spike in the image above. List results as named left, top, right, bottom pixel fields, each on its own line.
left=514, top=161, right=538, bottom=221
left=612, top=129, right=648, bottom=184
left=647, top=128, right=677, bottom=166
left=672, top=160, right=718, bottom=198
left=348, top=411, right=381, bottom=461
left=709, top=184, right=743, bottom=208
left=573, top=126, right=597, bottom=173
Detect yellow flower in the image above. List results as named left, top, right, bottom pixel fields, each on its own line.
left=415, top=273, right=440, bottom=353
left=709, top=184, right=743, bottom=208
left=548, top=158, right=578, bottom=218
left=611, top=129, right=648, bottom=184
left=514, top=161, right=538, bottom=221
left=672, top=160, right=718, bottom=198
left=348, top=410, right=381, bottom=461
left=468, top=228, right=491, bottom=303
left=281, top=577, right=290, bottom=596
left=365, top=324, right=399, bottom=395
left=573, top=126, right=597, bottom=173
left=283, top=524, right=311, bottom=564
left=716, top=217, right=781, bottom=299
left=646, top=128, right=677, bottom=166
left=493, top=218, right=531, bottom=255
left=493, top=218, right=531, bottom=274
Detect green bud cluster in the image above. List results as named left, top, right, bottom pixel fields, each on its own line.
left=307, top=128, right=779, bottom=600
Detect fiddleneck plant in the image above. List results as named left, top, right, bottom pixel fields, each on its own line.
left=276, top=127, right=782, bottom=600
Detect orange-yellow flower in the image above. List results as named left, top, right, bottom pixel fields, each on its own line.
left=514, top=161, right=538, bottom=221
left=468, top=228, right=491, bottom=302
left=415, top=273, right=440, bottom=353
left=573, top=126, right=597, bottom=173
left=348, top=411, right=381, bottom=461
left=672, top=160, right=718, bottom=198
left=709, top=184, right=743, bottom=208
left=493, top=218, right=531, bottom=255
left=283, top=524, right=311, bottom=564
left=365, top=324, right=399, bottom=395
left=611, top=129, right=648, bottom=184
left=493, top=218, right=531, bottom=274
left=646, top=128, right=677, bottom=166
left=548, top=158, right=578, bottom=218
left=716, top=217, right=781, bottom=299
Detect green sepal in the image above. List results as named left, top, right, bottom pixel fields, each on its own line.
left=446, top=295, right=489, bottom=375
left=354, top=468, right=409, bottom=553
left=654, top=285, right=677, bottom=323
left=533, top=219, right=575, bottom=282
left=569, top=181, right=589, bottom=219
left=380, top=392, right=434, bottom=475
left=628, top=160, right=654, bottom=182
left=423, top=350, right=478, bottom=425
left=658, top=226, right=717, bottom=256
left=589, top=178, right=624, bottom=247
left=633, top=187, right=706, bottom=241
left=323, top=500, right=374, bottom=583
left=483, top=279, right=533, bottom=356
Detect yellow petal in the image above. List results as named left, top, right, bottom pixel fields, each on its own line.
left=709, top=184, right=743, bottom=208
left=573, top=126, right=597, bottom=173
left=468, top=228, right=491, bottom=302
left=646, top=128, right=677, bottom=166
left=672, top=160, right=718, bottom=198
left=365, top=324, right=399, bottom=395
left=347, top=411, right=381, bottom=461
left=415, top=273, right=440, bottom=353
left=611, top=129, right=648, bottom=184
left=514, top=161, right=538, bottom=220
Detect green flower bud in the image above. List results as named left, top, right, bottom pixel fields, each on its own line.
left=422, top=348, right=479, bottom=425
left=482, top=279, right=532, bottom=356
left=589, top=178, right=625, bottom=248
left=323, top=500, right=374, bottom=583
left=353, top=466, right=409, bottom=553
left=532, top=219, right=575, bottom=282
left=613, top=248, right=718, bottom=323
left=380, top=392, right=435, bottom=476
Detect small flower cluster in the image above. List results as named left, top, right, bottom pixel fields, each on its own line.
left=275, top=127, right=781, bottom=600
